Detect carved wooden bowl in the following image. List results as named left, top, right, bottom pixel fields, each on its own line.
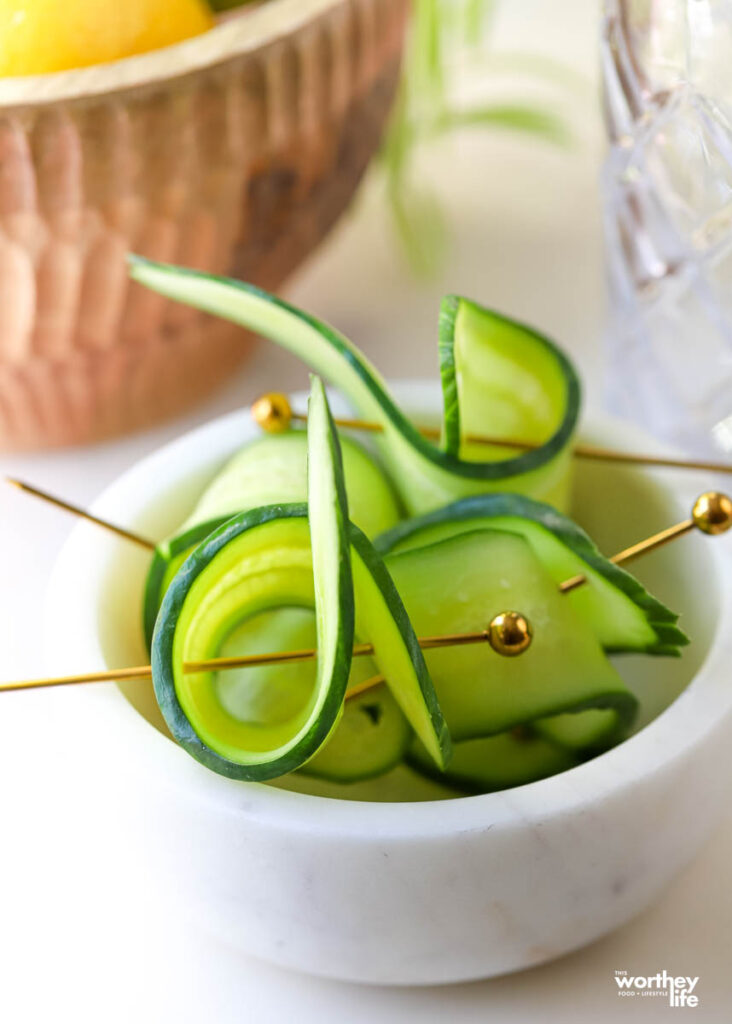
left=0, top=0, right=407, bottom=448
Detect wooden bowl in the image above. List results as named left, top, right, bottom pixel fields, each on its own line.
left=0, top=0, right=408, bottom=449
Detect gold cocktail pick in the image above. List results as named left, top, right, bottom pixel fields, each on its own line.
left=1, top=491, right=730, bottom=698
left=251, top=392, right=732, bottom=476
left=6, top=474, right=732, bottom=599
left=559, top=490, right=732, bottom=592
left=7, top=473, right=731, bottom=585
left=0, top=611, right=534, bottom=695
left=6, top=478, right=156, bottom=551
left=347, top=491, right=732, bottom=698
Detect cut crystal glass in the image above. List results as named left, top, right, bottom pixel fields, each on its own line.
left=603, top=0, right=732, bottom=452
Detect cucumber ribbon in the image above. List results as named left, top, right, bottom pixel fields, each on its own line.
left=151, top=377, right=450, bottom=780
left=129, top=257, right=581, bottom=515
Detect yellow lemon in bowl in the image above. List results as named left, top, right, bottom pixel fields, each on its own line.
left=0, top=0, right=214, bottom=75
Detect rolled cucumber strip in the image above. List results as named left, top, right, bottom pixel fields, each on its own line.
left=151, top=377, right=355, bottom=780
left=129, top=257, right=580, bottom=515
left=152, top=508, right=450, bottom=778
left=152, top=378, right=450, bottom=779
left=377, top=493, right=687, bottom=656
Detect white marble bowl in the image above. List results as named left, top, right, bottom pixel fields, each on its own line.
left=43, top=383, right=732, bottom=985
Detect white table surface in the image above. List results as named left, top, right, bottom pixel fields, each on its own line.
left=1, top=2, right=731, bottom=1021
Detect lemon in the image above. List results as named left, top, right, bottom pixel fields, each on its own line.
left=0, top=0, right=214, bottom=75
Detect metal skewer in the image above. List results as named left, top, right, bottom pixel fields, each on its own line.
left=0, top=613, right=534, bottom=695
left=8, top=476, right=730, bottom=598
left=251, top=392, right=732, bottom=476
left=6, top=478, right=156, bottom=551
left=3, top=474, right=730, bottom=698
left=348, top=491, right=732, bottom=697
left=6, top=475, right=731, bottom=599
left=558, top=490, right=732, bottom=592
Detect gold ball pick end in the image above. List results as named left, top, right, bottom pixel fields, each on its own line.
left=487, top=611, right=533, bottom=658
left=692, top=491, right=732, bottom=535
left=251, top=392, right=293, bottom=433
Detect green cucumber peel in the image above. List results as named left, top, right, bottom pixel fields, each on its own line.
left=143, top=517, right=230, bottom=652
left=128, top=256, right=580, bottom=514
left=376, top=492, right=688, bottom=656
left=151, top=507, right=327, bottom=779
left=305, top=375, right=356, bottom=771
left=348, top=522, right=451, bottom=769
left=307, top=376, right=358, bottom=770
left=437, top=295, right=460, bottom=455
left=437, top=295, right=580, bottom=470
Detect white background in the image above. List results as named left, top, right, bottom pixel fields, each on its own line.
left=1, top=1, right=731, bottom=1020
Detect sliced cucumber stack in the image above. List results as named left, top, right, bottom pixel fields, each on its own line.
left=377, top=493, right=688, bottom=656
left=129, top=257, right=580, bottom=515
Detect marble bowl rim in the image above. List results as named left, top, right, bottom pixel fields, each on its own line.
left=43, top=379, right=732, bottom=839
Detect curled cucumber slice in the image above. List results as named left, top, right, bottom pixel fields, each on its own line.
left=129, top=258, right=580, bottom=515
left=152, top=377, right=450, bottom=780
left=151, top=377, right=354, bottom=780
left=151, top=509, right=451, bottom=779
left=349, top=523, right=451, bottom=770
left=384, top=529, right=638, bottom=745
left=377, top=492, right=688, bottom=656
